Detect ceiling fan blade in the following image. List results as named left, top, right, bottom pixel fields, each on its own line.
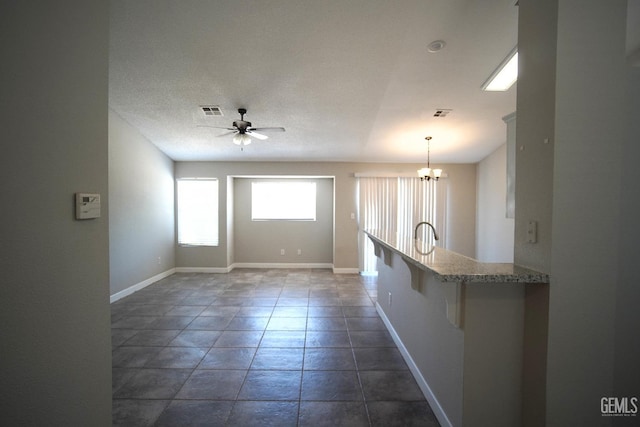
left=196, top=125, right=236, bottom=130
left=247, top=130, right=268, bottom=140
left=216, top=130, right=238, bottom=138
left=250, top=127, right=286, bottom=132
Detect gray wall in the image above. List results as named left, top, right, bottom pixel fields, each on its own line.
left=614, top=50, right=640, bottom=415
left=0, top=1, right=112, bottom=425
left=175, top=162, right=477, bottom=270
left=376, top=253, right=465, bottom=426
left=550, top=1, right=635, bottom=425
left=516, top=0, right=557, bottom=273
left=476, top=143, right=515, bottom=262
left=444, top=164, right=477, bottom=258
left=234, top=178, right=333, bottom=264
left=518, top=1, right=640, bottom=425
left=516, top=3, right=558, bottom=424
left=109, top=110, right=175, bottom=296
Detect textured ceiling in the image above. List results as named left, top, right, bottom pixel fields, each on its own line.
left=109, top=0, right=518, bottom=163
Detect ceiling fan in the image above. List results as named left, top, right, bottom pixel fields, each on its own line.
left=199, top=108, right=285, bottom=148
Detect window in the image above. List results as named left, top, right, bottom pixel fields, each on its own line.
left=357, top=177, right=444, bottom=273
left=177, top=179, right=219, bottom=246
left=251, top=181, right=316, bottom=221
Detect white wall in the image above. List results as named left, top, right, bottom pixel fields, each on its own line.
left=109, top=110, right=175, bottom=296
left=0, top=1, right=112, bottom=425
left=476, top=144, right=514, bottom=262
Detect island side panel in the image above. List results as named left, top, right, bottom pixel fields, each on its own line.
left=522, top=283, right=549, bottom=427
left=376, top=251, right=465, bottom=427
left=462, top=283, right=525, bottom=427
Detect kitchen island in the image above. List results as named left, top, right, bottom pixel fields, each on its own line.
left=364, top=229, right=549, bottom=427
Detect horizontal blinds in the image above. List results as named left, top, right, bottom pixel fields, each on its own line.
left=177, top=179, right=219, bottom=246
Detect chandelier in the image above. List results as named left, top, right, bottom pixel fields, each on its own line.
left=417, top=136, right=443, bottom=181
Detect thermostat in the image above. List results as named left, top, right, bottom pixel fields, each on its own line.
left=75, top=193, right=101, bottom=220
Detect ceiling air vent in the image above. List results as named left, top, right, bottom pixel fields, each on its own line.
left=200, top=105, right=223, bottom=117
left=434, top=109, right=452, bottom=118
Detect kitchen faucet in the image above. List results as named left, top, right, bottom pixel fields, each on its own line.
left=414, top=221, right=439, bottom=241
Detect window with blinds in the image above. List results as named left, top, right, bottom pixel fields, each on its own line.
left=357, top=177, right=444, bottom=273
left=177, top=179, right=219, bottom=246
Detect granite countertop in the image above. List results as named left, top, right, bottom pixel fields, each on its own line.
left=364, top=229, right=549, bottom=284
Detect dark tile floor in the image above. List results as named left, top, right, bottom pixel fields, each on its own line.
left=111, top=269, right=440, bottom=426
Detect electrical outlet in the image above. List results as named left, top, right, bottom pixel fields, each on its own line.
left=157, top=256, right=161, bottom=265
left=297, top=249, right=302, bottom=255
left=388, top=292, right=392, bottom=306
left=280, top=249, right=285, bottom=255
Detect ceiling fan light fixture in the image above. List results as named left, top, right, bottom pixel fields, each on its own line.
left=233, top=133, right=252, bottom=146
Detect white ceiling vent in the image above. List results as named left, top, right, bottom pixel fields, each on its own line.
left=434, top=109, right=452, bottom=117
left=200, top=105, right=223, bottom=117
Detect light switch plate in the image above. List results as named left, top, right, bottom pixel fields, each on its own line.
left=526, top=220, right=537, bottom=243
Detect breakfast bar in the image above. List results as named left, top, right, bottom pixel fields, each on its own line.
left=364, top=229, right=549, bottom=427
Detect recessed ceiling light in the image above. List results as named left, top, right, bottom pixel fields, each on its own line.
left=427, top=40, right=446, bottom=53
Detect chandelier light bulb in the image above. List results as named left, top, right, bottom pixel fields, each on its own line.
left=418, top=136, right=444, bottom=181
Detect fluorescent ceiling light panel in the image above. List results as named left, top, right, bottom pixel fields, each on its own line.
left=482, top=48, right=518, bottom=91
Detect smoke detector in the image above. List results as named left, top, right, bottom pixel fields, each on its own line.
left=427, top=40, right=446, bottom=53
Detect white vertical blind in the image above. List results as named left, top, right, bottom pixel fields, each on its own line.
left=357, top=178, right=398, bottom=272
left=357, top=177, right=445, bottom=273
left=177, top=179, right=219, bottom=246
left=398, top=177, right=439, bottom=246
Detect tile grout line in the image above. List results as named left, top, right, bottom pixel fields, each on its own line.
left=112, top=271, right=436, bottom=426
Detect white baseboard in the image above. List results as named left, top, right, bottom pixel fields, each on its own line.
left=110, top=268, right=176, bottom=303
left=174, top=264, right=334, bottom=273
left=174, top=266, right=233, bottom=273
left=376, top=302, right=453, bottom=427
left=231, top=262, right=333, bottom=270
